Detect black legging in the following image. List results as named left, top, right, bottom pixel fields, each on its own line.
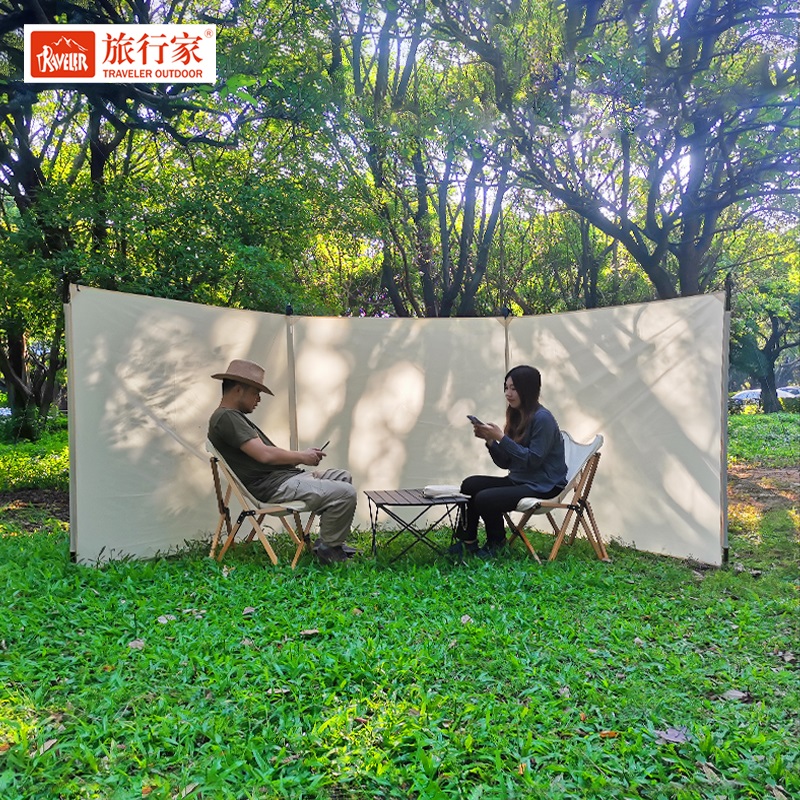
left=459, top=475, right=564, bottom=546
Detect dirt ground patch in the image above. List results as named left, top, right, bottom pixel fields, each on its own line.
left=0, top=488, right=70, bottom=525
left=728, top=465, right=800, bottom=511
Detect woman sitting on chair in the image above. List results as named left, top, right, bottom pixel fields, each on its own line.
left=451, top=365, right=568, bottom=559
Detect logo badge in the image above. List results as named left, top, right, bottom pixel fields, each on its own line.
left=24, top=25, right=216, bottom=84
left=30, top=29, right=95, bottom=79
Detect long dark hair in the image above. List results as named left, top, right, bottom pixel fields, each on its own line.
left=504, top=365, right=542, bottom=442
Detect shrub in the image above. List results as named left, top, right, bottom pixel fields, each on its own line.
left=779, top=396, right=800, bottom=414
left=0, top=406, right=68, bottom=444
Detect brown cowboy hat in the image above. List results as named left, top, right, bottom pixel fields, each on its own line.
left=211, top=359, right=273, bottom=395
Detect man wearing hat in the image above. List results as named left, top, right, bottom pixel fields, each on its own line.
left=208, top=359, right=357, bottom=564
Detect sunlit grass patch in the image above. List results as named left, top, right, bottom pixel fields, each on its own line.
left=0, top=692, right=40, bottom=751
left=789, top=508, right=800, bottom=542
left=728, top=501, right=762, bottom=544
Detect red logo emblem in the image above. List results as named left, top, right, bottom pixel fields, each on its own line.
left=30, top=30, right=95, bottom=78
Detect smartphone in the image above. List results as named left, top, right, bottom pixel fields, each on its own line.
left=467, top=415, right=483, bottom=425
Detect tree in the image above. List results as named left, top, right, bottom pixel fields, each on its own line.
left=324, top=0, right=514, bottom=317
left=432, top=0, right=800, bottom=299
left=0, top=0, right=335, bottom=436
left=729, top=223, right=800, bottom=412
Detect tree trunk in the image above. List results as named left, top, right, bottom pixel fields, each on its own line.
left=759, top=315, right=785, bottom=413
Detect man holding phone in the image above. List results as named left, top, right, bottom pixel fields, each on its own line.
left=208, top=359, right=357, bottom=564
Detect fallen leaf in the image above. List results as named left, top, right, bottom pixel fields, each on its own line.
left=34, top=738, right=58, bottom=756
left=720, top=689, right=752, bottom=702
left=448, top=639, right=458, bottom=649
left=599, top=730, right=618, bottom=738
left=221, top=566, right=233, bottom=577
left=266, top=687, right=291, bottom=695
left=243, top=607, right=256, bottom=616
left=157, top=614, right=176, bottom=624
left=770, top=786, right=789, bottom=800
left=580, top=712, right=587, bottom=722
left=354, top=717, right=369, bottom=725
left=128, top=639, right=145, bottom=650
left=700, top=763, right=719, bottom=782
left=352, top=607, right=363, bottom=615
left=299, top=628, right=320, bottom=637
left=142, top=787, right=155, bottom=797
left=558, top=686, right=571, bottom=698
left=633, top=637, right=645, bottom=646
left=518, top=762, right=527, bottom=774
left=408, top=708, right=420, bottom=717
left=460, top=614, right=473, bottom=625
left=0, top=743, right=11, bottom=753
left=178, top=783, right=200, bottom=798
left=655, top=726, right=689, bottom=744
left=240, top=638, right=254, bottom=647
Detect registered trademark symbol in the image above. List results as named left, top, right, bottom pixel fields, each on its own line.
left=204, top=28, right=213, bottom=38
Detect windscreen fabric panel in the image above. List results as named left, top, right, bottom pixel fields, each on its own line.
left=506, top=294, right=727, bottom=564
left=67, top=287, right=726, bottom=564
left=67, top=286, right=291, bottom=562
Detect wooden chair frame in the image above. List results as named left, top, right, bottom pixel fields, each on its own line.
left=504, top=433, right=609, bottom=563
left=207, top=442, right=316, bottom=569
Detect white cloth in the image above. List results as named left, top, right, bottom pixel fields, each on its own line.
left=423, top=485, right=469, bottom=500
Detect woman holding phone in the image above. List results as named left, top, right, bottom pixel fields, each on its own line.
left=451, top=365, right=568, bottom=559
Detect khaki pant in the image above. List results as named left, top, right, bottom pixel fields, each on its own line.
left=269, top=469, right=356, bottom=547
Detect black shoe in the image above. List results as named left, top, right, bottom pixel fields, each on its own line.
left=315, top=544, right=350, bottom=564
left=447, top=539, right=479, bottom=558
left=477, top=539, right=507, bottom=559
left=314, top=542, right=359, bottom=557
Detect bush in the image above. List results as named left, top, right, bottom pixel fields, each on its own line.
left=779, top=396, right=800, bottom=413
left=0, top=406, right=68, bottom=444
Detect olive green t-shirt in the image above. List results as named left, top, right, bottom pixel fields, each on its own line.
left=208, top=408, right=301, bottom=500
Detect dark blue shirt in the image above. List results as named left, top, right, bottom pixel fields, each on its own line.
left=487, top=405, right=568, bottom=495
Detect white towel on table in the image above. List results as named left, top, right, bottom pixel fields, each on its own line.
left=423, top=485, right=469, bottom=500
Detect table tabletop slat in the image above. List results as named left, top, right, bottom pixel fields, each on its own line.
left=365, top=488, right=467, bottom=507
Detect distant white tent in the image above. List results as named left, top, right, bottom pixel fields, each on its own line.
left=66, top=286, right=728, bottom=565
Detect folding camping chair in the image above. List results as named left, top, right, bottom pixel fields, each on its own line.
left=206, top=441, right=317, bottom=568
left=504, top=432, right=609, bottom=563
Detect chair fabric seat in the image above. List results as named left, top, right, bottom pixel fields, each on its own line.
left=206, top=440, right=316, bottom=568
left=504, top=431, right=608, bottom=563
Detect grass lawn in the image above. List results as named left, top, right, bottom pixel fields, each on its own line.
left=1, top=416, right=798, bottom=799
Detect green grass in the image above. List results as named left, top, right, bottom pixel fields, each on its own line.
left=727, top=413, right=800, bottom=468
left=0, top=429, right=69, bottom=492
left=0, top=416, right=798, bottom=798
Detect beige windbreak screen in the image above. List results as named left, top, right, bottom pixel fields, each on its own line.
left=67, top=286, right=728, bottom=565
